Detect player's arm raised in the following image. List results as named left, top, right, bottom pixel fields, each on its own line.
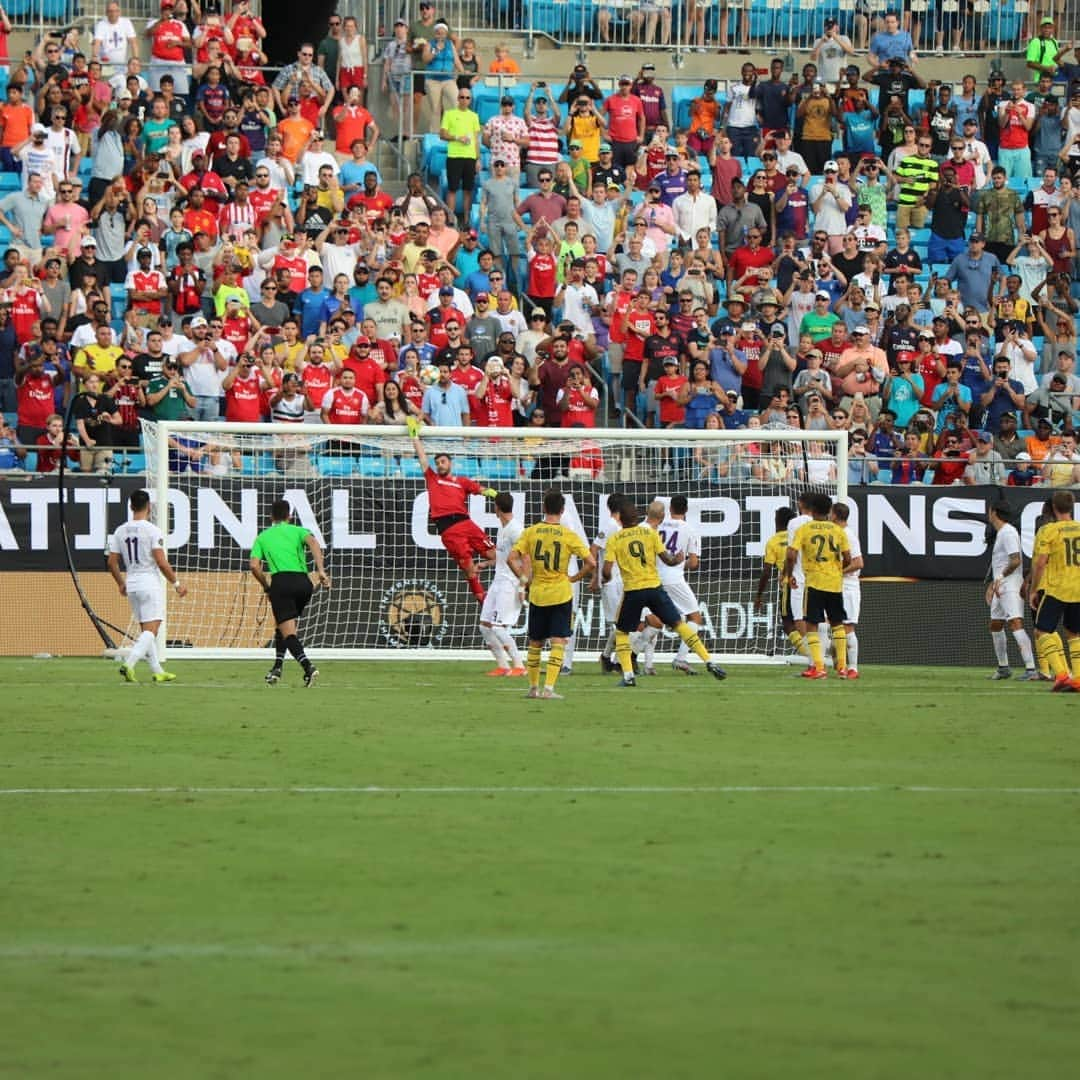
left=153, top=544, right=187, bottom=597
left=407, top=415, right=430, bottom=471
left=305, top=533, right=331, bottom=589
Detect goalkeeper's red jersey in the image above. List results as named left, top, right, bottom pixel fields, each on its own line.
left=425, top=467, right=483, bottom=520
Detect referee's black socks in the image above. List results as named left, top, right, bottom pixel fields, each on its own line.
left=283, top=634, right=310, bottom=670
left=273, top=630, right=287, bottom=667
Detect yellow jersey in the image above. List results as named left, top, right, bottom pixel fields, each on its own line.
left=604, top=525, right=664, bottom=592
left=1034, top=519, right=1080, bottom=602
left=77, top=343, right=123, bottom=380
left=791, top=519, right=850, bottom=594
left=763, top=529, right=788, bottom=571
left=513, top=521, right=591, bottom=607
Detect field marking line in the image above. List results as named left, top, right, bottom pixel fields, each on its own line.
left=1, top=785, right=1078, bottom=796
left=0, top=939, right=562, bottom=962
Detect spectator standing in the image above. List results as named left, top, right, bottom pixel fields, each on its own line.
left=603, top=75, right=645, bottom=173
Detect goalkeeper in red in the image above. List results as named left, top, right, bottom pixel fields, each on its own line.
left=408, top=417, right=496, bottom=605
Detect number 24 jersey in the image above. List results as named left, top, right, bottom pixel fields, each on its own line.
left=790, top=520, right=850, bottom=594
left=513, top=522, right=591, bottom=607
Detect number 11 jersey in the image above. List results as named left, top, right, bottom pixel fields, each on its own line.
left=108, top=519, right=166, bottom=591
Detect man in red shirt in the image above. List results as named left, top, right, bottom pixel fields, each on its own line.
left=15, top=351, right=65, bottom=445
left=621, top=289, right=656, bottom=419
left=272, top=235, right=310, bottom=294
left=556, top=364, right=599, bottom=427
left=603, top=75, right=645, bottom=171
left=320, top=366, right=369, bottom=424
left=350, top=171, right=394, bottom=219
left=332, top=87, right=378, bottom=156
left=249, top=167, right=285, bottom=227
left=125, top=247, right=168, bottom=325
left=340, top=337, right=386, bottom=408
left=179, top=153, right=229, bottom=202
left=222, top=354, right=267, bottom=421
left=727, top=227, right=774, bottom=301
left=448, top=343, right=484, bottom=424
left=182, top=187, right=219, bottom=241
left=408, top=421, right=497, bottom=605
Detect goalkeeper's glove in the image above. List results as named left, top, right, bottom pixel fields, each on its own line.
left=406, top=416, right=422, bottom=438
left=482, top=488, right=498, bottom=498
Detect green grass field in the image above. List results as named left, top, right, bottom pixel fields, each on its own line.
left=2, top=658, right=1078, bottom=1079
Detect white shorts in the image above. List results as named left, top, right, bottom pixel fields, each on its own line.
left=842, top=579, right=861, bottom=625
left=790, top=577, right=805, bottom=622
left=480, top=577, right=523, bottom=628
left=661, top=577, right=700, bottom=617
left=128, top=586, right=165, bottom=625
left=601, top=578, right=623, bottom=623
left=990, top=586, right=1023, bottom=622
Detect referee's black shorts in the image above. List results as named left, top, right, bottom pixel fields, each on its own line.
left=1035, top=593, right=1080, bottom=634
left=527, top=599, right=573, bottom=642
left=268, top=572, right=314, bottom=623
left=617, top=586, right=681, bottom=633
left=805, top=586, right=846, bottom=626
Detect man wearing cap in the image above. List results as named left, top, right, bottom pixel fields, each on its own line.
left=479, top=160, right=521, bottom=293
left=380, top=18, right=412, bottom=120
left=1026, top=16, right=1080, bottom=85
left=522, top=82, right=562, bottom=190
left=145, top=1, right=192, bottom=95
left=835, top=326, right=887, bottom=418
left=807, top=161, right=852, bottom=254
left=125, top=246, right=168, bottom=328
left=483, top=95, right=529, bottom=185
left=564, top=92, right=604, bottom=165
left=632, top=183, right=676, bottom=255
left=591, top=143, right=626, bottom=193
left=603, top=75, right=645, bottom=173
left=631, top=64, right=668, bottom=141
left=943, top=232, right=1000, bottom=315
left=653, top=149, right=687, bottom=208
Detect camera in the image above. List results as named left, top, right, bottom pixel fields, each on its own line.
left=537, top=81, right=546, bottom=88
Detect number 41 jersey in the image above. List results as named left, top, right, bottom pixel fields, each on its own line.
left=513, top=522, right=591, bottom=607
left=108, top=520, right=166, bottom=591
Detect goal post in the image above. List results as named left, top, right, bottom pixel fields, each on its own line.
left=143, top=420, right=848, bottom=663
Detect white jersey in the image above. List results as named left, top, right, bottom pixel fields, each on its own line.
left=991, top=523, right=1023, bottom=589
left=656, top=517, right=701, bottom=585
left=787, top=513, right=811, bottom=586
left=493, top=518, right=524, bottom=585
left=593, top=523, right=622, bottom=587
left=842, top=524, right=862, bottom=581
left=108, top=519, right=165, bottom=590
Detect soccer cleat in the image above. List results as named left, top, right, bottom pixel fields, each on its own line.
left=525, top=687, right=540, bottom=698
left=560, top=665, right=572, bottom=675
left=151, top=671, right=177, bottom=683
left=507, top=667, right=527, bottom=677
left=642, top=666, right=657, bottom=676
left=845, top=669, right=860, bottom=680
left=989, top=667, right=1012, bottom=681
left=800, top=667, right=828, bottom=680
left=540, top=687, right=564, bottom=700
left=118, top=664, right=137, bottom=684
left=1038, top=671, right=1054, bottom=682
left=264, top=666, right=283, bottom=685
left=1051, top=673, right=1077, bottom=693
left=485, top=667, right=511, bottom=677
left=618, top=675, right=637, bottom=688
left=706, top=662, right=728, bottom=681
left=836, top=668, right=850, bottom=679
left=303, top=667, right=319, bottom=688
left=671, top=658, right=697, bottom=676
left=599, top=654, right=617, bottom=674
left=1018, top=669, right=1041, bottom=682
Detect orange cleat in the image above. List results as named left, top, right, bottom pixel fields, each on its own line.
left=507, top=667, right=527, bottom=676
left=845, top=669, right=860, bottom=680
left=485, top=668, right=510, bottom=677
left=1051, top=673, right=1079, bottom=693
left=800, top=667, right=828, bottom=680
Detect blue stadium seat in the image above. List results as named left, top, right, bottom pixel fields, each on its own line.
left=316, top=455, right=353, bottom=477
left=356, top=457, right=389, bottom=478
left=21, top=450, right=37, bottom=472
left=241, top=452, right=276, bottom=476
left=399, top=457, right=424, bottom=478
left=453, top=456, right=481, bottom=477
left=0, top=174, right=20, bottom=191
left=485, top=458, right=519, bottom=480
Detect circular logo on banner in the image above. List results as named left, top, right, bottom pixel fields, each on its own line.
left=378, top=578, right=448, bottom=648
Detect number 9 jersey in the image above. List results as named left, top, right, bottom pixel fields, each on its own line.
left=604, top=525, right=665, bottom=592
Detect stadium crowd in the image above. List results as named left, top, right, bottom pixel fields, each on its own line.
left=1, top=4, right=1080, bottom=488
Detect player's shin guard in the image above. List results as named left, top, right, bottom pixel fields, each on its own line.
left=1038, top=632, right=1069, bottom=677
left=1013, top=628, right=1034, bottom=671
left=831, top=626, right=847, bottom=673
left=806, top=631, right=823, bottom=671
left=494, top=626, right=521, bottom=667
left=274, top=629, right=287, bottom=666
left=545, top=644, right=565, bottom=690
left=526, top=644, right=542, bottom=689
left=614, top=630, right=634, bottom=676
left=640, top=625, right=659, bottom=665
left=992, top=630, right=1010, bottom=667
left=481, top=625, right=507, bottom=667
left=674, top=622, right=709, bottom=663
left=1068, top=637, right=1080, bottom=679
left=602, top=627, right=616, bottom=661
left=467, top=574, right=485, bottom=604
left=788, top=630, right=810, bottom=659
left=846, top=631, right=859, bottom=671
left=283, top=634, right=310, bottom=670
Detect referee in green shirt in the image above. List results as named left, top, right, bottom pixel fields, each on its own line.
left=249, top=499, right=330, bottom=687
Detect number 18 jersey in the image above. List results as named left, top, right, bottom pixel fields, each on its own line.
left=108, top=519, right=166, bottom=590
left=1034, top=519, right=1080, bottom=602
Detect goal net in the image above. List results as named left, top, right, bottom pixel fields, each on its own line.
left=141, top=421, right=847, bottom=662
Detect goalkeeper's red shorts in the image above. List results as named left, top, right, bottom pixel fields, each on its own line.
left=441, top=519, right=492, bottom=569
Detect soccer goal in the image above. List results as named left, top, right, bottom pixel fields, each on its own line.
left=141, top=420, right=847, bottom=662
